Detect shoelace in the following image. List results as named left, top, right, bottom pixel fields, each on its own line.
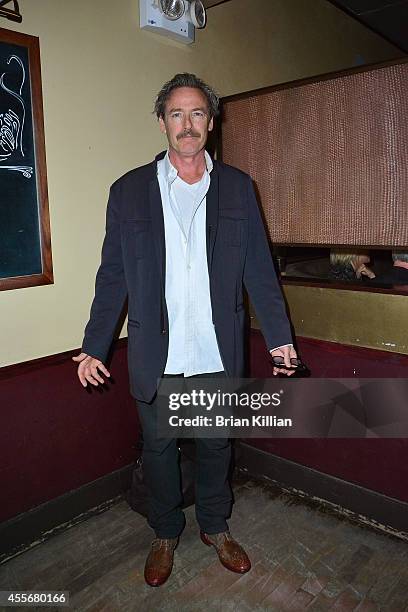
left=151, top=538, right=176, bottom=550
left=208, top=531, right=233, bottom=546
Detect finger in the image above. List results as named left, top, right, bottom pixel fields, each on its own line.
left=283, top=351, right=292, bottom=369
left=276, top=366, right=296, bottom=376
left=97, top=363, right=110, bottom=378
left=84, top=371, right=100, bottom=386
left=273, top=366, right=287, bottom=376
left=89, top=365, right=105, bottom=384
left=77, top=368, right=88, bottom=387
left=90, top=362, right=109, bottom=384
left=78, top=360, right=95, bottom=386
left=72, top=352, right=87, bottom=362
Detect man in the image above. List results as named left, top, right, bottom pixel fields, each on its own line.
left=374, top=251, right=408, bottom=286
left=73, top=74, right=298, bottom=587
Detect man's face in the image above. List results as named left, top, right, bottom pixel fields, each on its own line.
left=159, top=87, right=213, bottom=157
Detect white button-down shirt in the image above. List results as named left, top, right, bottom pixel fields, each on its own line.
left=157, top=151, right=225, bottom=376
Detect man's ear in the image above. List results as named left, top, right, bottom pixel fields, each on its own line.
left=208, top=117, right=214, bottom=132
left=159, top=116, right=166, bottom=134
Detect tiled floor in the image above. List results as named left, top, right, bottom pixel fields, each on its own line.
left=0, top=473, right=407, bottom=611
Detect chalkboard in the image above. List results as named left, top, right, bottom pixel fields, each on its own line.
left=0, top=27, right=52, bottom=291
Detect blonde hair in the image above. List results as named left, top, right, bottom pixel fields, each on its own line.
left=330, top=250, right=366, bottom=267
left=329, top=249, right=370, bottom=281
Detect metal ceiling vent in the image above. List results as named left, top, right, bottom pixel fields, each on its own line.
left=140, top=0, right=207, bottom=44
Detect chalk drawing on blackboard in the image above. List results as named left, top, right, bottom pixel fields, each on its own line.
left=0, top=54, right=32, bottom=178
left=0, top=165, right=32, bottom=177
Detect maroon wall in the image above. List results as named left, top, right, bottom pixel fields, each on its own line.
left=1, top=332, right=407, bottom=525
left=0, top=342, right=140, bottom=523
left=249, top=330, right=408, bottom=503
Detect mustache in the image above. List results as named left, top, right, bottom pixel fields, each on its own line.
left=177, top=129, right=200, bottom=140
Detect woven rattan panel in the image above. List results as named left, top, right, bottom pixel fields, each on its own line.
left=221, top=62, right=408, bottom=246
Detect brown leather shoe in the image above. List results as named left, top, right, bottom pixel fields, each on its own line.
left=144, top=537, right=178, bottom=587
left=200, top=531, right=251, bottom=573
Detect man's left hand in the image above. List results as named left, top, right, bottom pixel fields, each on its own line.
left=270, top=345, right=298, bottom=376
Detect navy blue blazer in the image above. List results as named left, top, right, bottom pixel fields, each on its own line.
left=82, top=152, right=293, bottom=402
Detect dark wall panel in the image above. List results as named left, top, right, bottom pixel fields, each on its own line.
left=0, top=342, right=140, bottom=523
left=1, top=333, right=407, bottom=525
left=249, top=329, right=408, bottom=503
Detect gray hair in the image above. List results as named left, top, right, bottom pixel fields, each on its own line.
left=154, top=73, right=220, bottom=119
left=392, top=251, right=408, bottom=263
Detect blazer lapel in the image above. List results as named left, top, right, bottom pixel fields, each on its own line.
left=206, top=163, right=219, bottom=275
left=149, top=174, right=166, bottom=288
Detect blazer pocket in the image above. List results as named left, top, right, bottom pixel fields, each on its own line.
left=128, top=318, right=141, bottom=328
left=219, top=209, right=245, bottom=247
left=219, top=208, right=246, bottom=219
left=220, top=218, right=242, bottom=246
left=121, top=220, right=151, bottom=258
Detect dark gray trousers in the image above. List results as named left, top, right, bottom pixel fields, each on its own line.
left=136, top=372, right=233, bottom=538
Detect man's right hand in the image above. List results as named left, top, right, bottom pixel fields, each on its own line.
left=72, top=352, right=111, bottom=387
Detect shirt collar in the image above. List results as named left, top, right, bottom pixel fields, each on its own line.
left=158, top=149, right=213, bottom=184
